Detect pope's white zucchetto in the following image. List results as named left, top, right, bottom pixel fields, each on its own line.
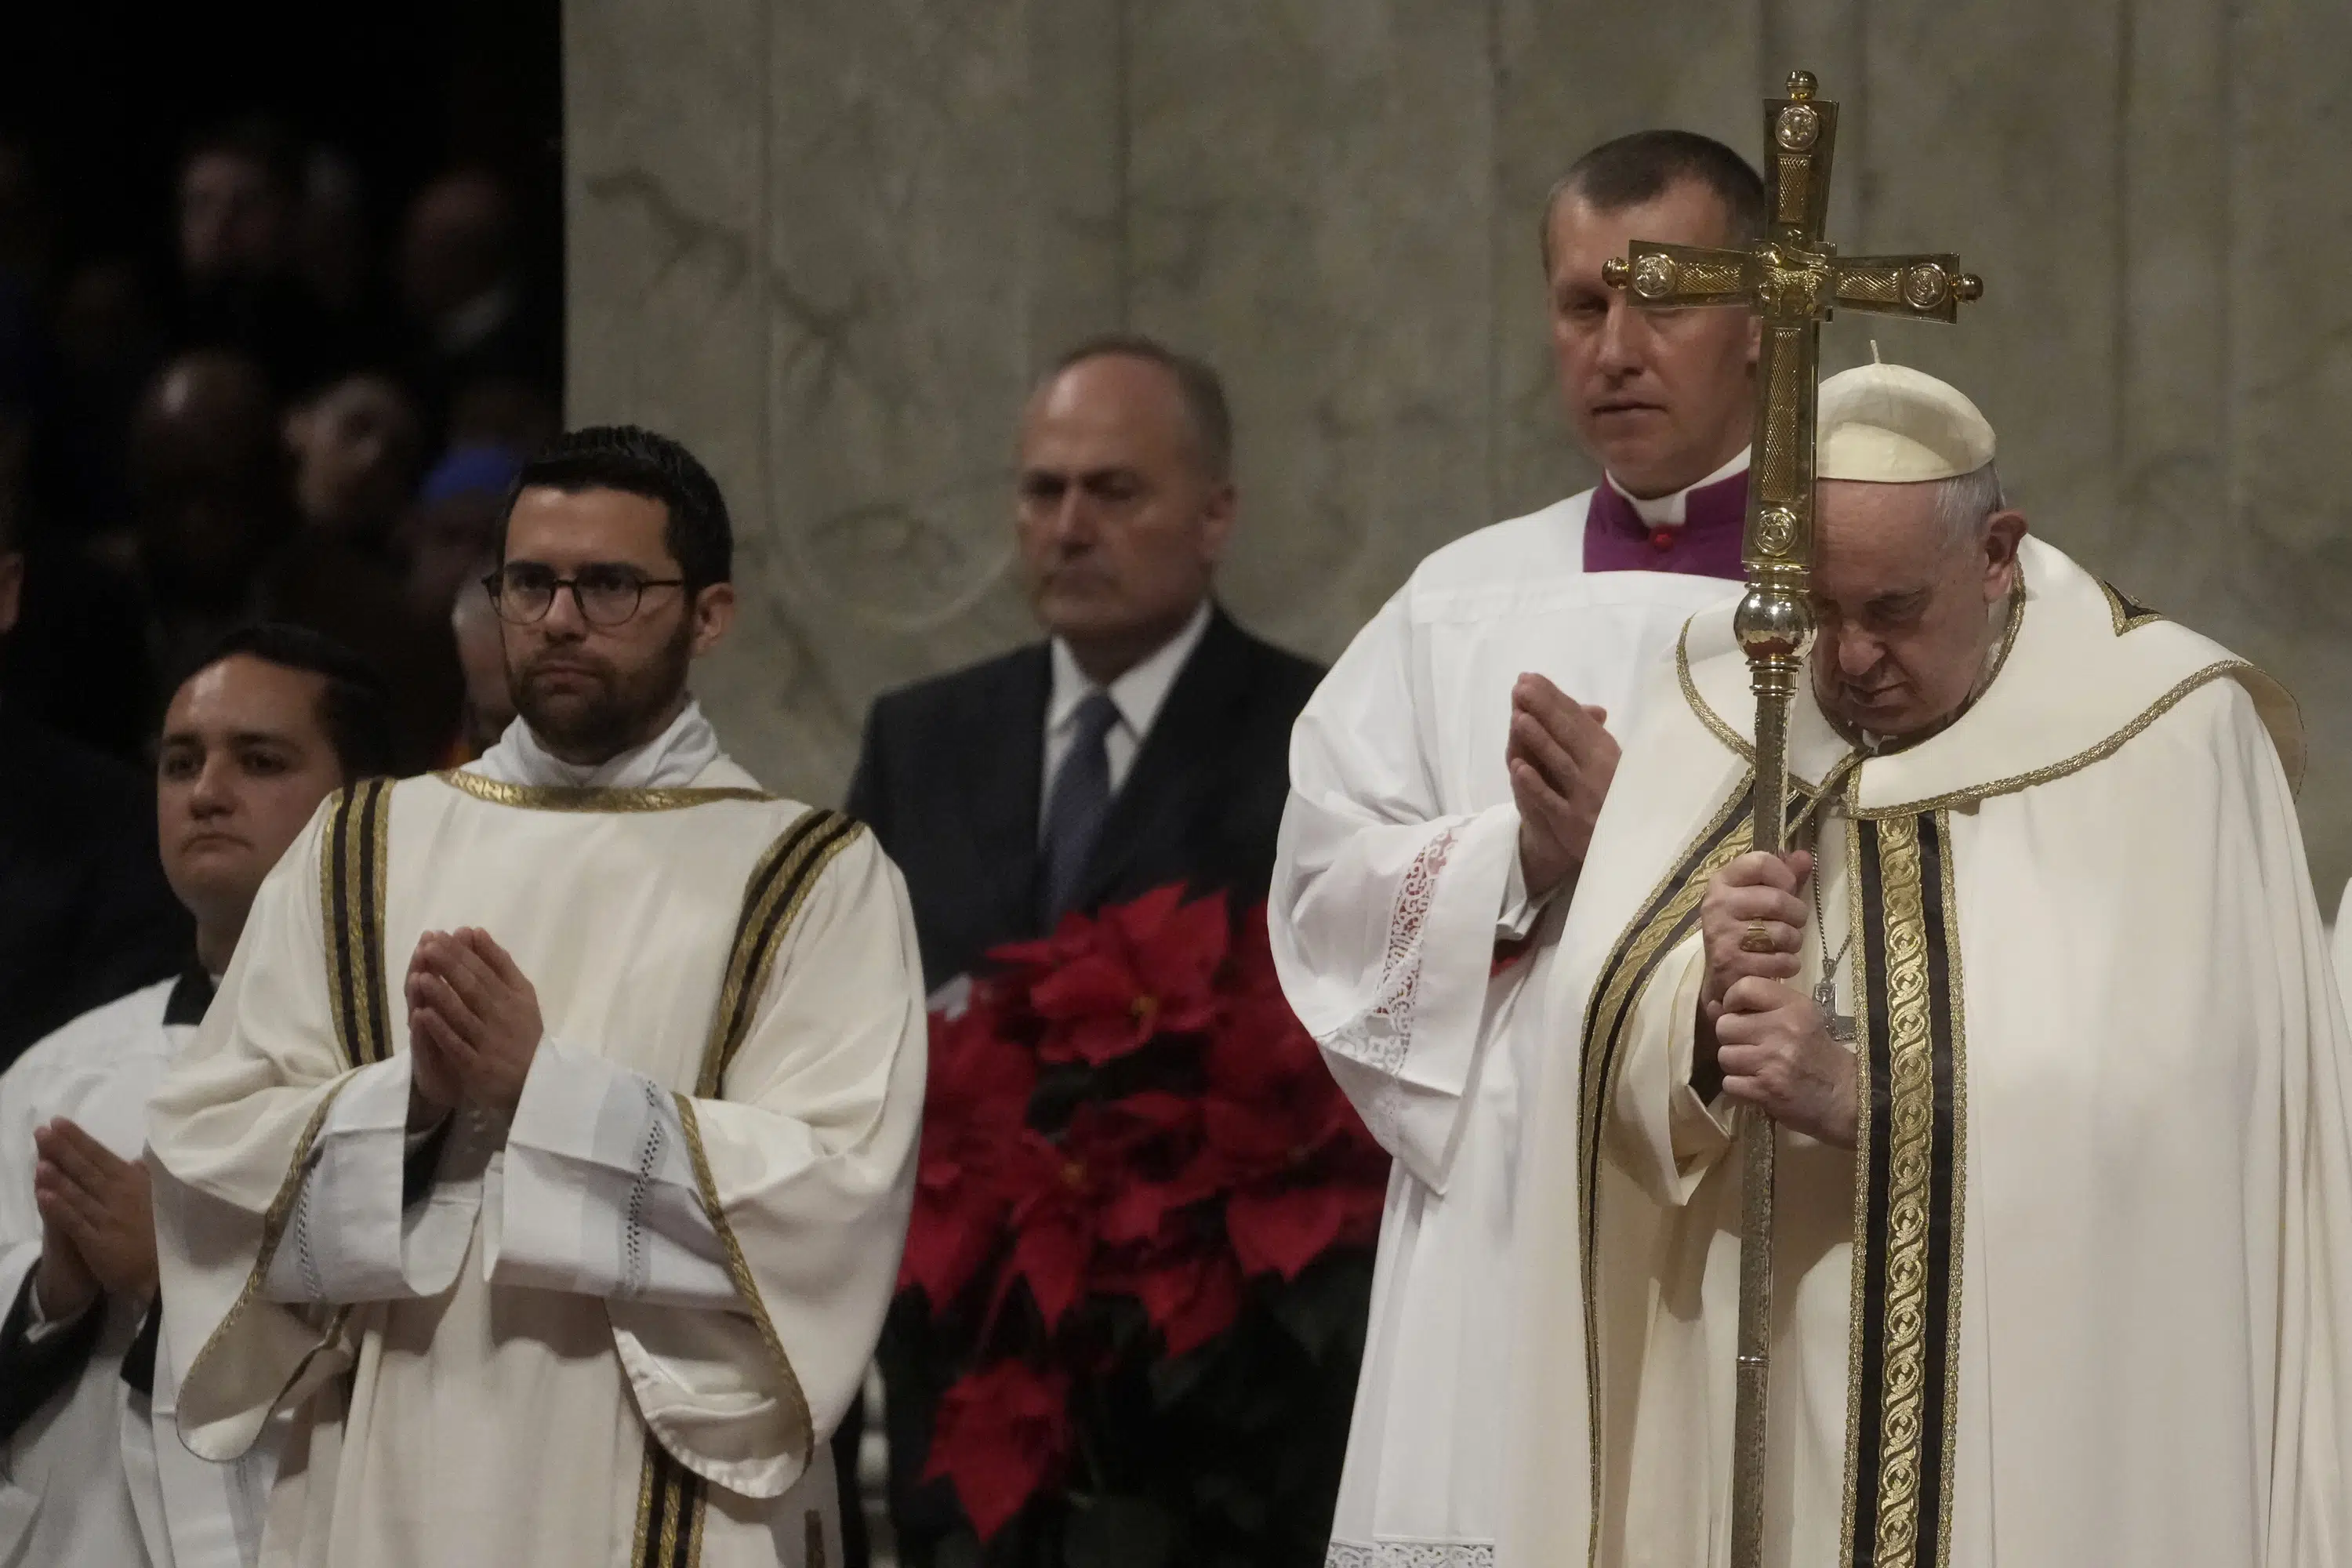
left=1816, top=361, right=1996, bottom=482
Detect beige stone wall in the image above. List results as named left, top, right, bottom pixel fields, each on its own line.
left=566, top=0, right=2352, bottom=895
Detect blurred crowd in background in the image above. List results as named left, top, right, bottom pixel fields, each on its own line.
left=0, top=3, right=561, bottom=775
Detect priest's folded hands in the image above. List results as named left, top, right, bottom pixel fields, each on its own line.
left=402, top=925, right=545, bottom=1122
left=1694, top=846, right=1858, bottom=1149
left=30, top=1116, right=158, bottom=1314
left=1506, top=672, right=1618, bottom=898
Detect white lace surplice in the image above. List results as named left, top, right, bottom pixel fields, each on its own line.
left=1272, top=492, right=1737, bottom=1565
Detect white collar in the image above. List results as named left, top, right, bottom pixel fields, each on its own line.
left=1047, top=600, right=1214, bottom=742
left=465, top=699, right=724, bottom=789
left=1604, top=445, right=1752, bottom=528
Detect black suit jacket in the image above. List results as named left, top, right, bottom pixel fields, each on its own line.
left=847, top=607, right=1324, bottom=990
left=0, top=706, right=190, bottom=1070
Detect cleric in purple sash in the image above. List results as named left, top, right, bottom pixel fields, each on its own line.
left=1273, top=129, right=1760, bottom=1567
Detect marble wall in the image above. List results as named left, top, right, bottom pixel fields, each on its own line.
left=566, top=0, right=2352, bottom=895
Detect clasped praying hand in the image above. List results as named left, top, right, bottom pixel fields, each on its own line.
left=404, top=927, right=545, bottom=1125
left=1508, top=672, right=1620, bottom=900
left=31, top=1119, right=156, bottom=1319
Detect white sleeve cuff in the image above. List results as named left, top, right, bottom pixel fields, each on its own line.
left=486, top=1040, right=737, bottom=1308
left=1495, top=844, right=1556, bottom=940
left=261, top=1054, right=484, bottom=1304
left=2, top=1238, right=81, bottom=1341
left=1664, top=953, right=1734, bottom=1173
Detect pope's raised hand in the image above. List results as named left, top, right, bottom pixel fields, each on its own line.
left=1507, top=673, right=1618, bottom=900
left=1698, top=849, right=1813, bottom=1009
left=405, top=927, right=543, bottom=1119
left=1711, top=975, right=1857, bottom=1149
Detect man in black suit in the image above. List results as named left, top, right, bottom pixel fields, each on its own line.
left=848, top=336, right=1324, bottom=1565
left=848, top=336, right=1321, bottom=990
left=0, top=480, right=190, bottom=1072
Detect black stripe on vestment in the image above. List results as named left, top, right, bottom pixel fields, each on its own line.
left=355, top=779, right=390, bottom=1064
left=1847, top=811, right=1965, bottom=1568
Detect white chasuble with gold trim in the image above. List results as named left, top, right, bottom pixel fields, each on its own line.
left=1497, top=536, right=2352, bottom=1568
left=148, top=729, right=926, bottom=1568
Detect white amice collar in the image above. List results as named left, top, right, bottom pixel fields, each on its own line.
left=466, top=699, right=724, bottom=790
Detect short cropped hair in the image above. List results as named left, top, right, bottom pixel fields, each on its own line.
left=499, top=424, right=733, bottom=590
left=1933, top=462, right=2007, bottom=547
left=1046, top=334, right=1234, bottom=485
left=1541, top=129, right=1767, bottom=271
left=180, top=622, right=397, bottom=782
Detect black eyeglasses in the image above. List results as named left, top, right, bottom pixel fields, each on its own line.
left=484, top=563, right=688, bottom=627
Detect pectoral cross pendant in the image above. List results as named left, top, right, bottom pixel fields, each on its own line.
left=1815, top=978, right=1857, bottom=1044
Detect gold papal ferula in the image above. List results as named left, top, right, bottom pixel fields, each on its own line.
left=1775, top=103, right=1820, bottom=152
left=1754, top=506, right=1800, bottom=557
left=1632, top=252, right=1679, bottom=299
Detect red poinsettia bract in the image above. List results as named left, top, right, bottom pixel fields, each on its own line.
left=995, top=1093, right=1203, bottom=1330
left=998, top=885, right=1231, bottom=1066
left=1095, top=1214, right=1246, bottom=1356
left=898, top=996, right=1038, bottom=1308
left=1195, top=992, right=1388, bottom=1282
left=924, top=1359, right=1071, bottom=1541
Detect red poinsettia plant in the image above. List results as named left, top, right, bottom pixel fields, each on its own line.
left=895, top=887, right=1386, bottom=1559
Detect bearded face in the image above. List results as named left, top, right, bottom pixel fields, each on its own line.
left=492, top=484, right=734, bottom=767
left=510, top=605, right=696, bottom=763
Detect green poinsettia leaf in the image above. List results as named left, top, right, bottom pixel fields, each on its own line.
left=1266, top=1251, right=1375, bottom=1363
left=1190, top=1468, right=1272, bottom=1534
left=1146, top=1334, right=1221, bottom=1409
left=1065, top=1494, right=1177, bottom=1568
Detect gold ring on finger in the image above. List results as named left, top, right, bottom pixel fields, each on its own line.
left=1739, top=921, right=1777, bottom=954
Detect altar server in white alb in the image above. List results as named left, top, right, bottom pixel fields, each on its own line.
left=0, top=626, right=392, bottom=1567
left=1270, top=131, right=1765, bottom=1566
left=1501, top=362, right=2352, bottom=1566
left=147, top=426, right=928, bottom=1568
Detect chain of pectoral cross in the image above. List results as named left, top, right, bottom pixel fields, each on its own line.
left=1808, top=822, right=1857, bottom=1044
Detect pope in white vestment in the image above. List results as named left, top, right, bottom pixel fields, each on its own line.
left=0, top=971, right=274, bottom=1568
left=1272, top=480, right=1743, bottom=1566
left=147, top=702, right=927, bottom=1568
left=1499, top=365, right=2352, bottom=1567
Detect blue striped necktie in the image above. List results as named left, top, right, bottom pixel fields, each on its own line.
left=1040, top=690, right=1120, bottom=922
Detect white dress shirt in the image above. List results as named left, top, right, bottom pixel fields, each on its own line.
left=1038, top=600, right=1214, bottom=837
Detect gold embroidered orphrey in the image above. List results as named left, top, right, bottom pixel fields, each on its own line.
left=1599, top=69, right=1984, bottom=1568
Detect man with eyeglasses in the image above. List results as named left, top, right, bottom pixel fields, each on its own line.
left=147, top=426, right=927, bottom=1567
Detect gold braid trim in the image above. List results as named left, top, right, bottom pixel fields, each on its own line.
left=1674, top=581, right=2024, bottom=792
left=1574, top=774, right=1755, bottom=1563
left=318, top=779, right=394, bottom=1069
left=2099, top=579, right=2165, bottom=634
left=434, top=770, right=771, bottom=812
left=178, top=1079, right=354, bottom=1413
left=1930, top=810, right=1969, bottom=1559
left=1838, top=810, right=1875, bottom=1566
left=1867, top=815, right=1935, bottom=1568
left=695, top=811, right=862, bottom=1098
left=674, top=1095, right=815, bottom=1469
left=1851, top=659, right=2252, bottom=818
left=1839, top=811, right=1968, bottom=1568
left=630, top=1430, right=707, bottom=1568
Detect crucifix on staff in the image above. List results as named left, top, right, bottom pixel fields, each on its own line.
left=1600, top=68, right=1984, bottom=1568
